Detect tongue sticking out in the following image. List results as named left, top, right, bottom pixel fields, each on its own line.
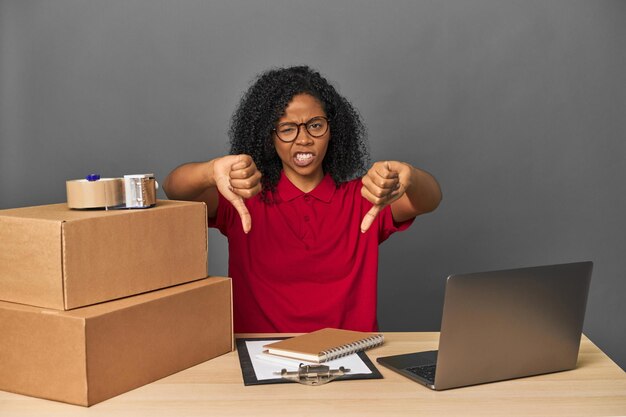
left=294, top=153, right=314, bottom=167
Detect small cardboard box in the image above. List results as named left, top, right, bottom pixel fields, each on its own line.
left=0, top=200, right=208, bottom=310
left=0, top=277, right=233, bottom=406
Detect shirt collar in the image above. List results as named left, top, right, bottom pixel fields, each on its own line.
left=277, top=171, right=336, bottom=203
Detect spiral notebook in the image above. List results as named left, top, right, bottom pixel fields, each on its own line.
left=262, top=328, right=384, bottom=363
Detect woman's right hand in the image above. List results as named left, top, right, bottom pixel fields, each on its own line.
left=212, top=154, right=262, bottom=234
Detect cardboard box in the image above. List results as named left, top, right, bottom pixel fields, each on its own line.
left=0, top=277, right=233, bottom=406
left=0, top=200, right=208, bottom=310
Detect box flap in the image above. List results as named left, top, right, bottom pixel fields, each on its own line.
left=62, top=200, right=208, bottom=309
left=83, top=277, right=232, bottom=405
left=0, top=278, right=232, bottom=407
left=0, top=217, right=65, bottom=309
left=0, top=203, right=88, bottom=221
left=0, top=200, right=203, bottom=221
left=0, top=301, right=88, bottom=405
left=62, top=277, right=229, bottom=319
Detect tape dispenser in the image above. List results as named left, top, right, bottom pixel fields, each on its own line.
left=66, top=173, right=158, bottom=210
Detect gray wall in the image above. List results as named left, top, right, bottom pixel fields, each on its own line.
left=1, top=1, right=624, bottom=370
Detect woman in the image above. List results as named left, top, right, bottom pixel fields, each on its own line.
left=163, top=66, right=441, bottom=333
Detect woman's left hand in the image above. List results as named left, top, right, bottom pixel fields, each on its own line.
left=360, top=161, right=412, bottom=233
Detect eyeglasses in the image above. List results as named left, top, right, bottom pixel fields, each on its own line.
left=273, top=116, right=330, bottom=143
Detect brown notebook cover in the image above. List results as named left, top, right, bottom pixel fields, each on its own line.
left=262, top=328, right=384, bottom=363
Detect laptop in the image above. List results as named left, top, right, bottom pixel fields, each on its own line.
left=377, top=261, right=593, bottom=390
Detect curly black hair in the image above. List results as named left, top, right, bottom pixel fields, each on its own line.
left=229, top=65, right=369, bottom=202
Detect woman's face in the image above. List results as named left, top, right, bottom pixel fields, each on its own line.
left=273, top=93, right=330, bottom=191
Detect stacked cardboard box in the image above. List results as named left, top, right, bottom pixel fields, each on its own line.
left=0, top=200, right=233, bottom=406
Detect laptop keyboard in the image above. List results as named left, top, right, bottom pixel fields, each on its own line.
left=405, top=364, right=436, bottom=383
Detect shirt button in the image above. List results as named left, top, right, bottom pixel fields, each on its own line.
left=303, top=215, right=310, bottom=222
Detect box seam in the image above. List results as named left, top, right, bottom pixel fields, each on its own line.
left=77, top=278, right=227, bottom=320
left=202, top=203, right=208, bottom=275
left=229, top=278, right=234, bottom=351
left=83, top=317, right=90, bottom=406
left=203, top=202, right=208, bottom=254
left=61, top=221, right=68, bottom=309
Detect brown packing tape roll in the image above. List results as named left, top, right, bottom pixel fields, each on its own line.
left=66, top=178, right=125, bottom=209
left=141, top=177, right=157, bottom=206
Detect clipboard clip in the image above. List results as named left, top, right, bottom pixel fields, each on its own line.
left=277, top=364, right=350, bottom=386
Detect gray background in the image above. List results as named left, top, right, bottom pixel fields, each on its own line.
left=1, top=1, right=624, bottom=370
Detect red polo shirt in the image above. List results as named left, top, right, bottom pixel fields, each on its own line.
left=208, top=171, right=414, bottom=333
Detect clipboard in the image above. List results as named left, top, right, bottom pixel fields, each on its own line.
left=236, top=337, right=383, bottom=386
